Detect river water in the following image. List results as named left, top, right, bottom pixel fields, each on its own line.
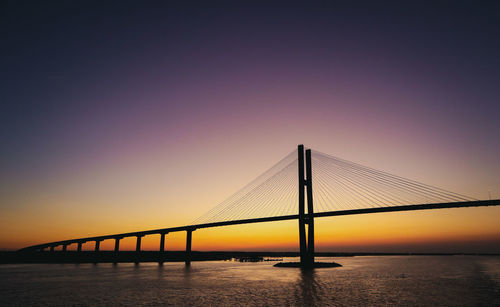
left=1, top=256, right=500, bottom=306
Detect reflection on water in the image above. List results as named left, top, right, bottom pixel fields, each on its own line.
left=297, top=268, right=323, bottom=306
left=1, top=256, right=500, bottom=306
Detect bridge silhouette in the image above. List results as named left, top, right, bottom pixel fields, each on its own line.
left=19, top=145, right=500, bottom=268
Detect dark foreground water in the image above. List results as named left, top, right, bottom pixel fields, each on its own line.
left=1, top=256, right=500, bottom=306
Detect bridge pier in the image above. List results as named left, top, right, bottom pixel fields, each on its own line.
left=77, top=242, right=83, bottom=252
left=95, top=240, right=101, bottom=252
left=62, top=244, right=67, bottom=252
left=114, top=237, right=121, bottom=252
left=298, top=145, right=307, bottom=266
left=305, top=149, right=315, bottom=267
left=50, top=246, right=55, bottom=252
left=159, top=232, right=167, bottom=264
left=134, top=235, right=144, bottom=264
left=136, top=235, right=143, bottom=252
left=297, top=145, right=315, bottom=268
left=185, top=229, right=194, bottom=266
left=160, top=233, right=167, bottom=252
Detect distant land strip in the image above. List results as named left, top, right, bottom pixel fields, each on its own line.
left=1, top=251, right=499, bottom=264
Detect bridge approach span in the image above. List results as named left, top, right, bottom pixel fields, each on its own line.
left=19, top=199, right=500, bottom=252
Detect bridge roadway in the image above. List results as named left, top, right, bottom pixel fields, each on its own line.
left=20, top=199, right=500, bottom=255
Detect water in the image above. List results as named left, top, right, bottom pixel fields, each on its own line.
left=1, top=256, right=500, bottom=306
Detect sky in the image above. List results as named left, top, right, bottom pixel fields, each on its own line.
left=1, top=1, right=500, bottom=252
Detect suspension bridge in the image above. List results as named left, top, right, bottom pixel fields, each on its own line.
left=19, top=145, right=500, bottom=268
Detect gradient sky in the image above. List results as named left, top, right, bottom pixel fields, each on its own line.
left=1, top=1, right=500, bottom=252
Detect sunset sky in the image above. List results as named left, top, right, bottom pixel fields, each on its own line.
left=1, top=1, right=499, bottom=252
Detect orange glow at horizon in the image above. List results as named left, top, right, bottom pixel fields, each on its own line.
left=1, top=143, right=499, bottom=253
left=3, top=206, right=499, bottom=253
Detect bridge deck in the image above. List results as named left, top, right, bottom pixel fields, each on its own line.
left=19, top=199, right=500, bottom=251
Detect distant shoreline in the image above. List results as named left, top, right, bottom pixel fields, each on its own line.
left=1, top=251, right=499, bottom=264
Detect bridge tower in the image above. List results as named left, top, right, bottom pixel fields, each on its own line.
left=298, top=145, right=314, bottom=267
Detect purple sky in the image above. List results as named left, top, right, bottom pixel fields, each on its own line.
left=1, top=1, right=499, bottom=251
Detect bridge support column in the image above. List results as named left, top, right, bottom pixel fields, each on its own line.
left=185, top=229, right=194, bottom=266
left=95, top=240, right=101, bottom=252
left=77, top=242, right=83, bottom=252
left=160, top=233, right=166, bottom=253
left=136, top=236, right=143, bottom=252
left=114, top=238, right=121, bottom=252
left=298, top=145, right=307, bottom=266
left=159, top=232, right=167, bottom=265
left=62, top=244, right=67, bottom=252
left=297, top=145, right=315, bottom=268
left=50, top=246, right=55, bottom=252
left=112, top=238, right=122, bottom=264
left=305, top=149, right=315, bottom=267
left=135, top=235, right=144, bottom=264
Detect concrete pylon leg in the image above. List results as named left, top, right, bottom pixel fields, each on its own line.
left=298, top=145, right=307, bottom=266
left=305, top=149, right=315, bottom=267
left=114, top=238, right=120, bottom=252
left=185, top=230, right=193, bottom=266
left=135, top=236, right=143, bottom=264
left=298, top=145, right=315, bottom=268
left=136, top=236, right=142, bottom=252
left=159, top=233, right=166, bottom=265
left=113, top=238, right=121, bottom=264
left=160, top=233, right=166, bottom=252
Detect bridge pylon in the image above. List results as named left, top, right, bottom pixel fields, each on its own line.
left=298, top=145, right=314, bottom=268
